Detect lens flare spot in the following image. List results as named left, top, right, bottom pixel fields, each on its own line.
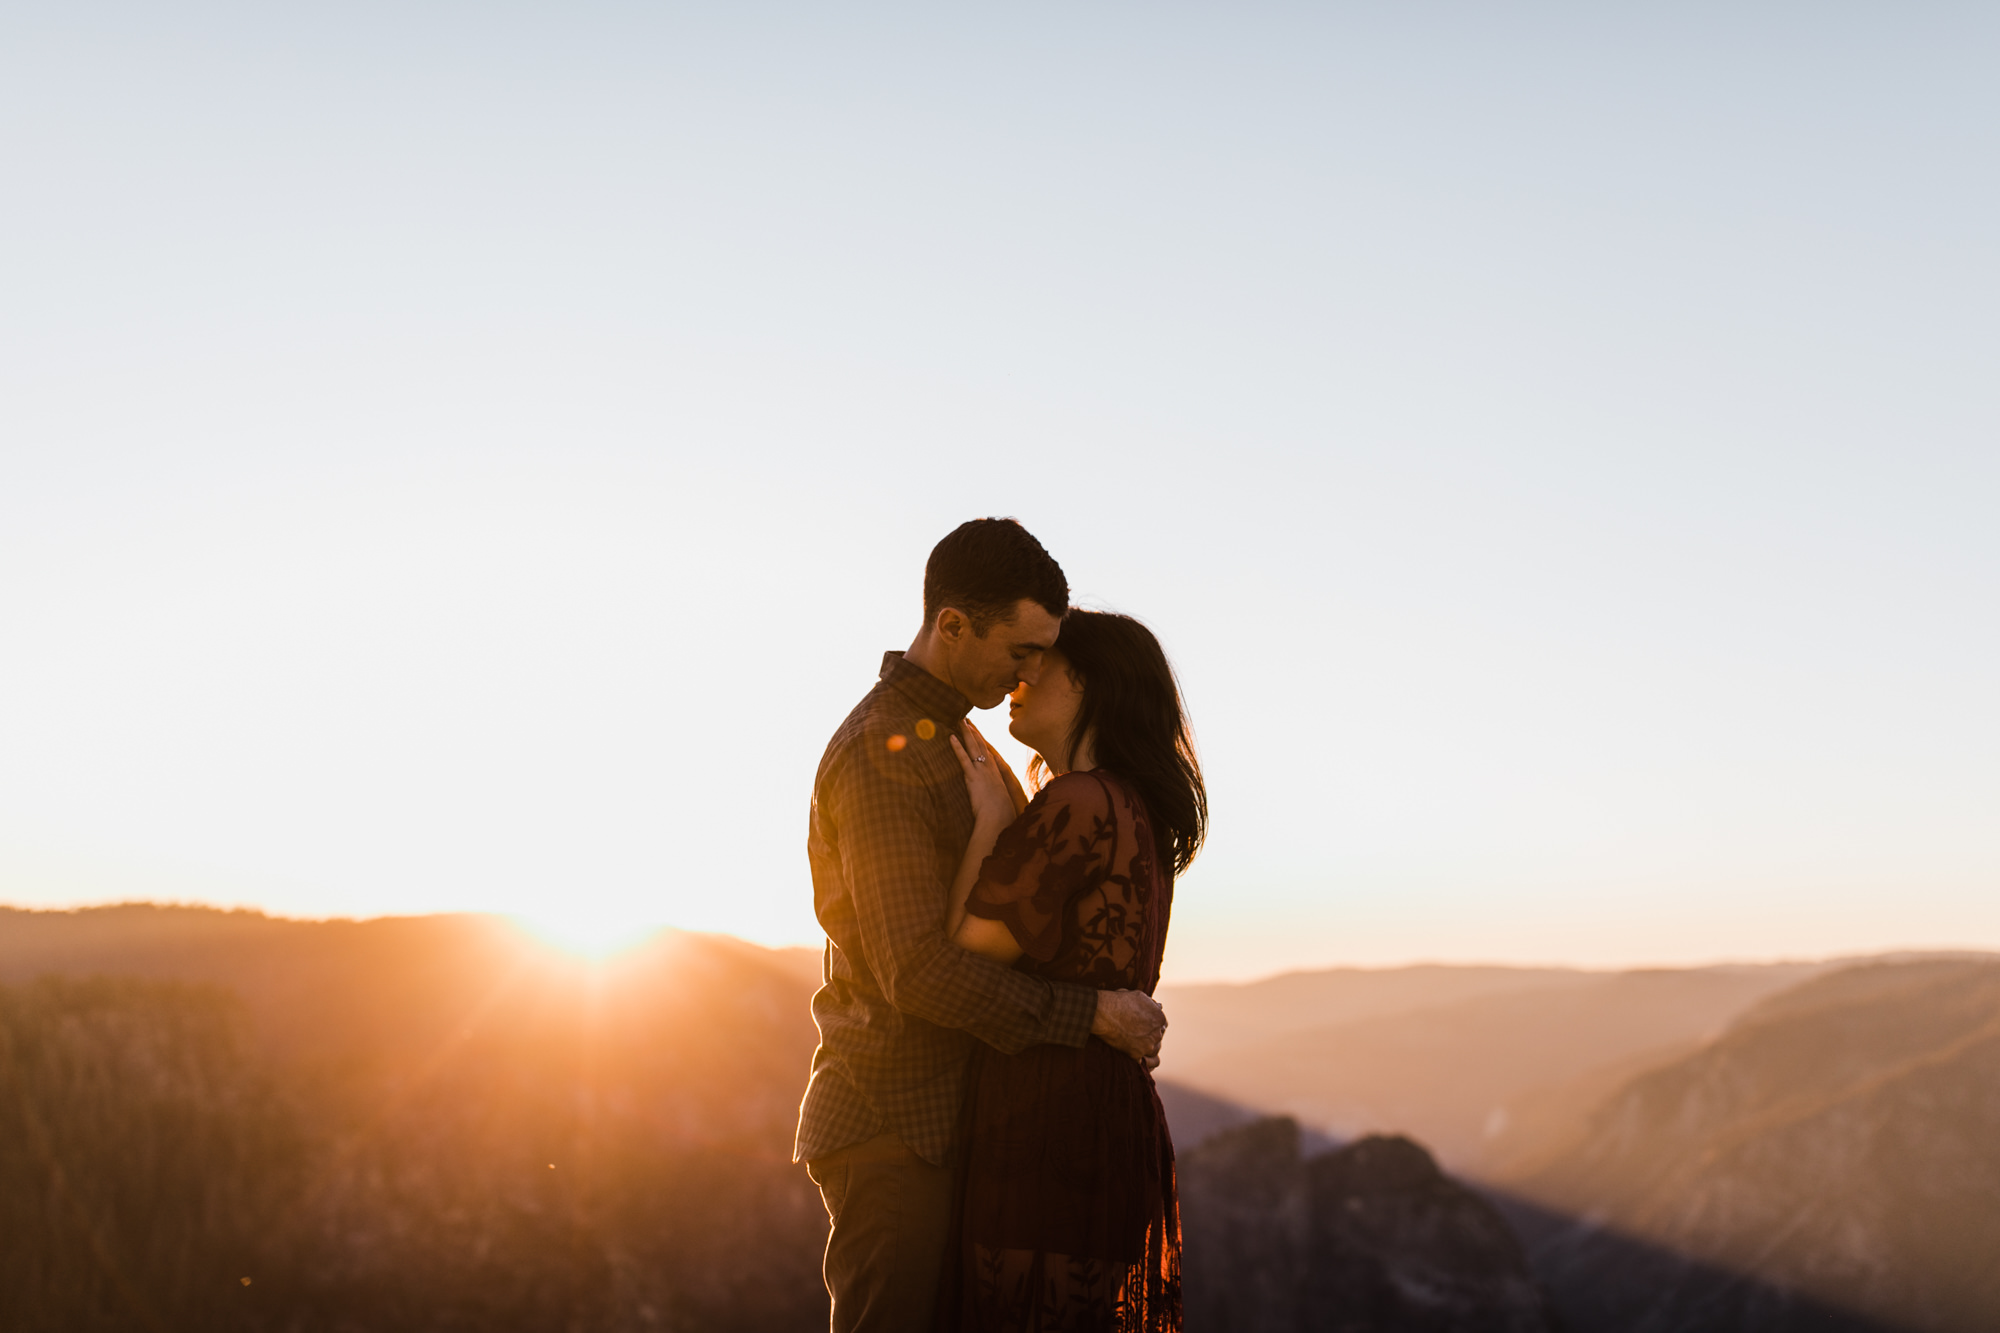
left=915, top=719, right=936, bottom=740
left=886, top=734, right=907, bottom=752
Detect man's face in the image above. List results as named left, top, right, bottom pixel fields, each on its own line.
left=947, top=599, right=1063, bottom=710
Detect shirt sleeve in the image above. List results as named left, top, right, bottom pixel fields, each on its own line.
left=825, top=747, right=1095, bottom=1054
left=965, top=773, right=1116, bottom=963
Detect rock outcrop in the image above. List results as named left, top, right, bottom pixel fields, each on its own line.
left=1180, top=1117, right=1556, bottom=1332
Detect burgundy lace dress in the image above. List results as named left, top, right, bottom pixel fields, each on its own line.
left=940, top=769, right=1181, bottom=1333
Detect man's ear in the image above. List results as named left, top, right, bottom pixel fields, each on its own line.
left=933, top=606, right=968, bottom=644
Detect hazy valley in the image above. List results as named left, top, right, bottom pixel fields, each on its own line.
left=1159, top=962, right=1836, bottom=1175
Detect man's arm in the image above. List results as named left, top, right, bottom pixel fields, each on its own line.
left=831, top=755, right=1091, bottom=1053
left=830, top=754, right=1165, bottom=1059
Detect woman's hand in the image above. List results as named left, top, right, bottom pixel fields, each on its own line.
left=944, top=723, right=1022, bottom=946
left=965, top=718, right=1029, bottom=813
left=951, top=724, right=1017, bottom=830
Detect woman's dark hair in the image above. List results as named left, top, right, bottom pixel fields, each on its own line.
left=924, top=518, right=1069, bottom=634
left=1030, top=609, right=1207, bottom=877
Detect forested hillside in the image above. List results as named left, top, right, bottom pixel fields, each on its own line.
left=1, top=907, right=828, bottom=1331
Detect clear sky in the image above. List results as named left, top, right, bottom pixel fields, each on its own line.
left=3, top=2, right=1996, bottom=979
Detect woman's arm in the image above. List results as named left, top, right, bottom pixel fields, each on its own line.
left=944, top=813, right=1021, bottom=961
left=946, top=727, right=1028, bottom=964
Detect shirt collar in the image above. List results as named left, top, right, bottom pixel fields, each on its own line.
left=880, top=650, right=972, bottom=723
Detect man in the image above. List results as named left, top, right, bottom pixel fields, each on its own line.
left=795, top=518, right=1169, bottom=1333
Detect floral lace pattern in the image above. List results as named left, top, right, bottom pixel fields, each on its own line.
left=946, top=770, right=1181, bottom=1333
left=964, top=771, right=1166, bottom=993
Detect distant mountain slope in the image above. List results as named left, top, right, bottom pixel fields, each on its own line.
left=1165, top=963, right=1829, bottom=1172
left=1153, top=1079, right=1266, bottom=1151
left=1158, top=964, right=1599, bottom=1067
left=1504, top=959, right=2000, bottom=1333
left=1155, top=1079, right=1341, bottom=1157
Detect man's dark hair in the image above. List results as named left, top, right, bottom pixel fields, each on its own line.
left=922, top=518, right=1069, bottom=636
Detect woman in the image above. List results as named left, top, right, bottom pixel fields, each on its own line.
left=938, top=609, right=1207, bottom=1333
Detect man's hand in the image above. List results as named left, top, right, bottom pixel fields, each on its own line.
left=1091, top=989, right=1167, bottom=1063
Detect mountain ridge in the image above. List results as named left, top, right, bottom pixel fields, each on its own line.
left=8, top=903, right=1997, bottom=1331
left=1503, top=958, right=2000, bottom=1333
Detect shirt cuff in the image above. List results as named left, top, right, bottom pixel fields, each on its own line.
left=1046, top=981, right=1098, bottom=1049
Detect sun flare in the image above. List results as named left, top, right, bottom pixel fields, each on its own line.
left=510, top=910, right=665, bottom=960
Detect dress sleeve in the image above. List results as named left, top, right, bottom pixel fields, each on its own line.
left=964, top=773, right=1117, bottom=963
left=821, top=735, right=1096, bottom=1052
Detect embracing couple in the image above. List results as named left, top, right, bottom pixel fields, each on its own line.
left=794, top=518, right=1206, bottom=1333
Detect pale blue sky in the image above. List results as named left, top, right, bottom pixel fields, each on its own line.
left=3, top=2, right=1996, bottom=977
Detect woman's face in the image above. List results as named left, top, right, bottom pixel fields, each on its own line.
left=1006, top=650, right=1084, bottom=766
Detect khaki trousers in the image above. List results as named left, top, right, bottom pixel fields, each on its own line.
left=807, top=1132, right=954, bottom=1333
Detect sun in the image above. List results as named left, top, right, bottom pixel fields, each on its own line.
left=509, top=909, right=666, bottom=960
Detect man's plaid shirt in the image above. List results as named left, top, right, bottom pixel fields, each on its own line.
left=793, top=651, right=1097, bottom=1167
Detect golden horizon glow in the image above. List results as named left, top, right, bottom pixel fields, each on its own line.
left=509, top=911, right=667, bottom=961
